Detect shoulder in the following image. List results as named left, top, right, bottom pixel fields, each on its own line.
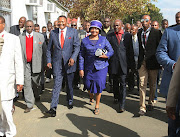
left=107, top=31, right=115, bottom=38
left=82, top=36, right=89, bottom=43
left=124, top=32, right=131, bottom=37
left=5, top=31, right=19, bottom=39
left=10, top=25, right=18, bottom=29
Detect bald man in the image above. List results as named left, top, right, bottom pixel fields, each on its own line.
left=54, top=20, right=59, bottom=30
left=138, top=15, right=162, bottom=116
left=71, top=21, right=77, bottom=29
left=19, top=20, right=45, bottom=113
left=107, top=19, right=135, bottom=113
left=125, top=23, right=131, bottom=33
left=10, top=16, right=26, bottom=36
left=151, top=21, right=159, bottom=30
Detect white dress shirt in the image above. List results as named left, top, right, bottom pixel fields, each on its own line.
left=59, top=27, right=67, bottom=45
left=26, top=31, right=33, bottom=38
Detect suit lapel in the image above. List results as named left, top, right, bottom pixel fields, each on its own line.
left=21, top=32, right=27, bottom=59
left=63, top=27, right=70, bottom=50
left=112, top=33, right=119, bottom=47
left=33, top=32, right=37, bottom=54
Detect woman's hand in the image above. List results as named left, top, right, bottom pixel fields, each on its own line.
left=79, top=70, right=84, bottom=78
left=99, top=52, right=108, bottom=59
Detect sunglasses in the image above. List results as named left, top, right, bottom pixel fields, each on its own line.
left=71, top=25, right=77, bottom=26
left=141, top=19, right=149, bottom=22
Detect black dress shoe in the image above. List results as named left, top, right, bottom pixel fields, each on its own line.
left=45, top=108, right=56, bottom=117
left=68, top=104, right=73, bottom=109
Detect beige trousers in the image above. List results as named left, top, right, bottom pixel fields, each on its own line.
left=138, top=61, right=158, bottom=112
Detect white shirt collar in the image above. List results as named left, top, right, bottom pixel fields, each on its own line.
left=26, top=31, right=33, bottom=38
left=0, top=30, right=5, bottom=37
left=59, top=27, right=67, bottom=33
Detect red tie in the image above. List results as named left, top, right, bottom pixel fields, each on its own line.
left=61, top=30, right=64, bottom=49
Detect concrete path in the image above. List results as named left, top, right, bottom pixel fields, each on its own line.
left=13, top=81, right=168, bottom=137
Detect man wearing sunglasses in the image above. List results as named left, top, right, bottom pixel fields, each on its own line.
left=137, top=15, right=162, bottom=116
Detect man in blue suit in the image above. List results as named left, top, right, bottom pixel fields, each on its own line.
left=46, top=15, right=80, bottom=117
left=156, top=23, right=180, bottom=137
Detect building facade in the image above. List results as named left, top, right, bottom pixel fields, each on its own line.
left=0, top=0, right=68, bottom=31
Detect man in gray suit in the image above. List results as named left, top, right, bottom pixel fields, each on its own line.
left=19, top=20, right=45, bottom=113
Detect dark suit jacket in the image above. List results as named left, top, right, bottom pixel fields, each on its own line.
left=138, top=28, right=162, bottom=70
left=9, top=25, right=21, bottom=36
left=101, top=27, right=114, bottom=37
left=46, top=27, right=80, bottom=74
left=107, top=31, right=135, bottom=75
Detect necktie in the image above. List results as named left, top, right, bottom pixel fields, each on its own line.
left=29, top=34, right=31, bottom=38
left=61, top=30, right=64, bottom=49
left=143, top=33, right=146, bottom=46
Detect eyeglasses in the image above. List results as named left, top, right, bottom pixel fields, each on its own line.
left=71, top=25, right=77, bottom=26
left=141, top=19, right=149, bottom=22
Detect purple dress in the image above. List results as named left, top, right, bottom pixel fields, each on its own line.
left=84, top=40, right=108, bottom=93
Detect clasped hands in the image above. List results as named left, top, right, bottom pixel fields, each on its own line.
left=79, top=53, right=108, bottom=78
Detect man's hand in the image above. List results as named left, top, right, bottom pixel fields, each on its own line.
left=166, top=106, right=176, bottom=120
left=68, top=58, right=75, bottom=66
left=99, top=52, right=108, bottom=59
left=17, top=85, right=23, bottom=92
left=79, top=70, right=84, bottom=78
left=47, top=63, right=52, bottom=69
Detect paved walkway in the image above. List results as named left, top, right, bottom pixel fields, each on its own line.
left=13, top=81, right=168, bottom=137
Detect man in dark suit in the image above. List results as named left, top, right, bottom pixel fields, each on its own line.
left=9, top=17, right=26, bottom=36
left=46, top=15, right=80, bottom=117
left=138, top=15, right=162, bottom=116
left=107, top=19, right=135, bottom=113
left=71, top=21, right=85, bottom=89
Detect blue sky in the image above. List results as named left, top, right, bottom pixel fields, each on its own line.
left=152, top=0, right=180, bottom=25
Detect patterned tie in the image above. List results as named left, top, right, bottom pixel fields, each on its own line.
left=61, top=30, right=64, bottom=49
left=143, top=32, right=146, bottom=46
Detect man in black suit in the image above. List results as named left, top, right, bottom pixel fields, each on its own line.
left=9, top=17, right=26, bottom=36
left=107, top=19, right=135, bottom=113
left=137, top=15, right=162, bottom=116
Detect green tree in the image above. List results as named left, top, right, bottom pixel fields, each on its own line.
left=58, top=0, right=157, bottom=22
left=123, top=3, right=163, bottom=25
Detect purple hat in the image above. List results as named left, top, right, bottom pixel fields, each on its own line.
left=90, top=20, right=102, bottom=30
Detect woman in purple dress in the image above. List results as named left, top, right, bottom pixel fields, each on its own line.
left=79, top=20, right=114, bottom=115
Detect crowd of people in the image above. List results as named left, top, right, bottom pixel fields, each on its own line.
left=0, top=11, right=180, bottom=137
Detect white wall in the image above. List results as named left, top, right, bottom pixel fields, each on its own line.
left=10, top=0, right=68, bottom=29
left=11, top=0, right=28, bottom=25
